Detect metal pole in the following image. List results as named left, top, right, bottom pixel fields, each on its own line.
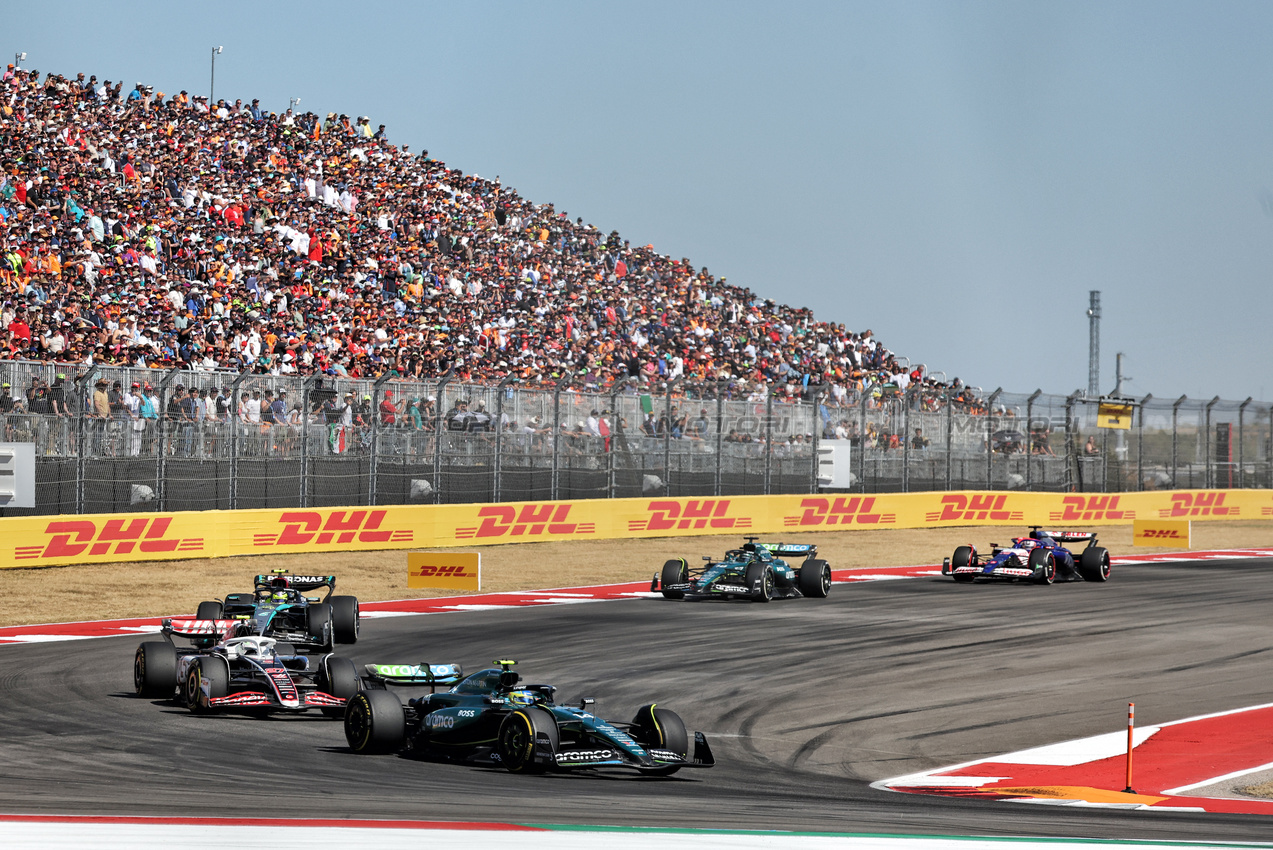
left=901, top=386, right=911, bottom=493
left=944, top=385, right=953, bottom=491
left=432, top=366, right=456, bottom=504
left=73, top=371, right=96, bottom=514
left=1239, top=397, right=1252, bottom=489
left=210, top=46, right=222, bottom=105
left=1171, top=396, right=1186, bottom=489
left=763, top=386, right=774, bottom=495
left=664, top=376, right=684, bottom=497
left=227, top=370, right=250, bottom=509
left=1205, top=396, right=1219, bottom=489
left=493, top=374, right=515, bottom=502
left=1025, top=389, right=1041, bottom=491
left=714, top=379, right=727, bottom=497
left=1137, top=394, right=1152, bottom=491
left=299, top=374, right=318, bottom=507
left=1065, top=391, right=1081, bottom=491
left=368, top=372, right=391, bottom=506
left=809, top=385, right=825, bottom=494
left=987, top=388, right=1003, bottom=489
left=1087, top=291, right=1101, bottom=398
left=859, top=383, right=871, bottom=493
left=551, top=371, right=573, bottom=501
left=156, top=368, right=182, bottom=511
left=607, top=377, right=625, bottom=500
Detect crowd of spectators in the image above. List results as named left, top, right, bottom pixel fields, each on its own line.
left=0, top=62, right=976, bottom=419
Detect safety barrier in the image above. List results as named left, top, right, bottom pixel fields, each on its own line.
left=3, top=488, right=1269, bottom=570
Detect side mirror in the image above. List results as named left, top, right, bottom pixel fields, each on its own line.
left=578, top=697, right=595, bottom=710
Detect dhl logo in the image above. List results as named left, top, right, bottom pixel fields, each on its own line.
left=1049, top=495, right=1130, bottom=522
left=628, top=500, right=751, bottom=532
left=1138, top=529, right=1186, bottom=539
left=14, top=517, right=203, bottom=560
left=785, top=497, right=895, bottom=527
left=1159, top=492, right=1237, bottom=518
left=456, top=504, right=595, bottom=539
left=411, top=564, right=478, bottom=578
left=927, top=494, right=1024, bottom=523
left=253, top=510, right=414, bottom=547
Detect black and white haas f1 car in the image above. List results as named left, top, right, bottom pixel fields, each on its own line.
left=344, top=660, right=714, bottom=776
left=134, top=618, right=359, bottom=716
left=193, top=570, right=359, bottom=653
left=942, top=527, right=1112, bottom=585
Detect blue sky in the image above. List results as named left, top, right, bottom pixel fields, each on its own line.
left=8, top=1, right=1272, bottom=400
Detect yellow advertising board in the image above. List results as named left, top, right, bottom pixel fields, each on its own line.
left=407, top=551, right=481, bottom=590
left=1097, top=402, right=1134, bottom=430
left=1132, top=519, right=1191, bottom=548
left=1, top=489, right=1268, bottom=570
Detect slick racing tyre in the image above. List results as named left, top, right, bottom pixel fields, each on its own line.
left=330, top=595, right=360, bottom=644
left=1029, top=548, right=1056, bottom=585
left=632, top=703, right=689, bottom=776
left=497, top=706, right=559, bottom=773
left=344, top=690, right=406, bottom=754
left=1079, top=546, right=1111, bottom=582
left=195, top=600, right=223, bottom=620
left=307, top=603, right=333, bottom=650
left=660, top=559, right=688, bottom=599
left=798, top=559, right=832, bottom=598
left=320, top=656, right=361, bottom=718
left=951, top=546, right=975, bottom=583
left=134, top=641, right=178, bottom=698
left=186, top=657, right=228, bottom=714
left=744, top=562, right=774, bottom=603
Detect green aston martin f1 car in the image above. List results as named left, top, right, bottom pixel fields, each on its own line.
left=651, top=536, right=832, bottom=602
left=344, top=660, right=714, bottom=776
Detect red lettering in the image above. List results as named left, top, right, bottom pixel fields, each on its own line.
left=798, top=498, right=827, bottom=526
left=678, top=500, right=717, bottom=530
left=646, top=500, right=681, bottom=531
left=42, top=521, right=97, bottom=558
left=514, top=503, right=556, bottom=535
left=318, top=511, right=367, bottom=544
left=547, top=504, right=577, bottom=535
left=358, top=510, right=391, bottom=542
left=938, top=494, right=969, bottom=521
left=475, top=506, right=516, bottom=538
left=276, top=511, right=322, bottom=545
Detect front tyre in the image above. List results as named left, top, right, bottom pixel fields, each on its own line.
left=1079, top=546, right=1111, bottom=582
left=134, top=641, right=178, bottom=698
left=798, top=559, right=832, bottom=598
left=185, top=657, right=228, bottom=714
left=330, top=596, right=360, bottom=644
left=497, top=706, right=559, bottom=773
left=745, top=562, right=773, bottom=603
left=660, top=559, right=688, bottom=600
left=1029, top=548, right=1056, bottom=585
left=951, top=546, right=975, bottom=583
left=632, top=703, right=689, bottom=776
left=320, top=656, right=361, bottom=718
left=344, top=690, right=405, bottom=754
left=307, top=603, right=333, bottom=650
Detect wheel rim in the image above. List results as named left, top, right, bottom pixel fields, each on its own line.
left=763, top=572, right=773, bottom=598
left=134, top=651, right=145, bottom=692
left=821, top=566, right=831, bottom=594
left=347, top=697, right=371, bottom=749
left=501, top=714, right=533, bottom=767
left=186, top=667, right=201, bottom=707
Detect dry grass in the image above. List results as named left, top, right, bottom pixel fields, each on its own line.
left=1239, top=781, right=1273, bottom=799
left=2, top=521, right=1271, bottom=627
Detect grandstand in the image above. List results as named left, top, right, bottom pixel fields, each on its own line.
left=0, top=64, right=952, bottom=410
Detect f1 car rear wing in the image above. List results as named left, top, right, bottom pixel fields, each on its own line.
left=161, top=618, right=241, bottom=642
left=753, top=542, right=819, bottom=559
left=362, top=663, right=464, bottom=688
left=253, top=573, right=336, bottom=595
left=1030, top=528, right=1097, bottom=546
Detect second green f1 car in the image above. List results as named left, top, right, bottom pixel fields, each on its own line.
left=652, top=537, right=832, bottom=602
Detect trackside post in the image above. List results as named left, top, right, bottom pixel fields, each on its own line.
left=1124, top=702, right=1136, bottom=794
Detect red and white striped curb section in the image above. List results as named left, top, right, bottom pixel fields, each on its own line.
left=875, top=701, right=1273, bottom=815
left=2, top=816, right=1267, bottom=850
left=2, top=548, right=1269, bottom=646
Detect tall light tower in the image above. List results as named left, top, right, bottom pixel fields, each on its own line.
left=1086, top=291, right=1101, bottom=398
left=210, top=45, right=223, bottom=106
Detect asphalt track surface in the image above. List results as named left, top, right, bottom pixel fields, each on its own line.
left=2, top=556, right=1272, bottom=841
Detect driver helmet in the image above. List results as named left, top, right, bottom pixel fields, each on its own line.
left=1018, top=538, right=1037, bottom=549
left=507, top=688, right=538, bottom=706
left=271, top=589, right=289, bottom=603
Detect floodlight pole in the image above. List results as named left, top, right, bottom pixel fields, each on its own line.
left=210, top=46, right=223, bottom=106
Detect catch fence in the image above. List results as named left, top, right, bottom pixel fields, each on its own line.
left=0, top=358, right=1268, bottom=516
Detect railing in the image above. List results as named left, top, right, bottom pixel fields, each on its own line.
left=1, top=358, right=1268, bottom=515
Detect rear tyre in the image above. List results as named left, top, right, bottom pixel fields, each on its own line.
left=497, top=706, right=559, bottom=773
left=134, top=641, right=178, bottom=698
left=798, top=559, right=832, bottom=598
left=321, top=656, right=361, bottom=718
left=330, top=596, right=360, bottom=644
left=307, top=603, right=333, bottom=650
left=195, top=601, right=222, bottom=620
left=632, top=703, right=689, bottom=776
left=1029, top=548, right=1056, bottom=585
left=186, top=657, right=228, bottom=714
left=660, top=559, right=688, bottom=600
left=744, top=562, right=773, bottom=603
left=951, top=546, right=975, bottom=583
left=344, top=690, right=406, bottom=754
left=1079, top=546, right=1111, bottom=582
